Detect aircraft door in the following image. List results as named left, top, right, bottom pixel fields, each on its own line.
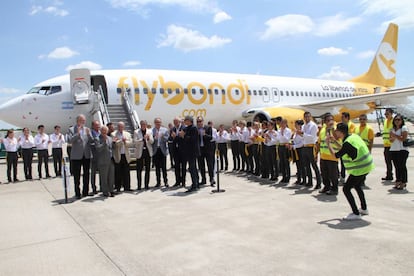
left=272, top=87, right=280, bottom=103
left=262, top=87, right=270, bottom=102
left=70, top=69, right=91, bottom=104
left=91, top=75, right=108, bottom=103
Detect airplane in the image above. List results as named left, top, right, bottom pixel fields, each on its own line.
left=0, top=23, right=413, bottom=134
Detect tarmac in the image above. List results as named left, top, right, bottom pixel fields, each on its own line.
left=0, top=137, right=413, bottom=275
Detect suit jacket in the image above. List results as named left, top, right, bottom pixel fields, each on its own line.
left=198, top=125, right=215, bottom=152
left=67, top=125, right=93, bottom=160
left=180, top=124, right=200, bottom=159
left=95, top=135, right=113, bottom=167
left=152, top=126, right=169, bottom=156
left=134, top=128, right=154, bottom=159
left=169, top=124, right=184, bottom=154
left=111, top=130, right=133, bottom=163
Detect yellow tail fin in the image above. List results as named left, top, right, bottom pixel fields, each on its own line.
left=351, top=23, right=398, bottom=88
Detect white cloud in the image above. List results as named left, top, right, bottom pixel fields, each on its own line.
left=44, top=47, right=79, bottom=59
left=360, top=0, right=414, bottom=30
left=107, top=0, right=219, bottom=15
left=318, top=66, right=353, bottom=81
left=260, top=14, right=314, bottom=40
left=158, top=24, right=231, bottom=52
left=214, top=11, right=232, bottom=24
left=315, top=14, right=361, bottom=36
left=318, top=47, right=349, bottom=56
left=65, top=61, right=102, bottom=72
left=357, top=50, right=376, bottom=59
left=30, top=5, right=69, bottom=16
left=123, top=60, right=141, bottom=67
left=260, top=13, right=362, bottom=40
left=0, top=87, right=21, bottom=94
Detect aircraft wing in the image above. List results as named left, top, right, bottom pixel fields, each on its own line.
left=299, top=86, right=414, bottom=110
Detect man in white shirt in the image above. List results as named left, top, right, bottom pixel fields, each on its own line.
left=300, top=112, right=321, bottom=188
left=50, top=125, right=65, bottom=177
left=277, top=119, right=292, bottom=183
left=35, top=124, right=51, bottom=179
left=19, top=127, right=35, bottom=180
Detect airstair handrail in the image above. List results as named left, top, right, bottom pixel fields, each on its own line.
left=96, top=85, right=111, bottom=126
left=122, top=88, right=140, bottom=130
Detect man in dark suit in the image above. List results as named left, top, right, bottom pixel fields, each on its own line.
left=196, top=116, right=216, bottom=187
left=169, top=117, right=185, bottom=187
left=67, top=114, right=93, bottom=199
left=179, top=116, right=200, bottom=192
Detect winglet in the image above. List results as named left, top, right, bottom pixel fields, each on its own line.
left=351, top=23, right=398, bottom=88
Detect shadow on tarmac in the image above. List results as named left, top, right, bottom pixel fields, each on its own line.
left=318, top=218, right=371, bottom=230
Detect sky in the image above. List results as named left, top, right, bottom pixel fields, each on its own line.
left=0, top=0, right=414, bottom=129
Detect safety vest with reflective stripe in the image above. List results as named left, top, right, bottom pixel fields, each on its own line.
left=355, top=125, right=372, bottom=147
left=319, top=126, right=339, bottom=161
left=382, top=118, right=393, bottom=147
left=342, top=134, right=375, bottom=176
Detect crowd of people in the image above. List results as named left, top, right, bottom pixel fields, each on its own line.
left=0, top=108, right=410, bottom=220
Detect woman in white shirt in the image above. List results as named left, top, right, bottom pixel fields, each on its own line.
left=2, top=129, right=19, bottom=182
left=389, top=114, right=409, bottom=190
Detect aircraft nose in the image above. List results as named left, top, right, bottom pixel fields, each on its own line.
left=0, top=96, right=25, bottom=128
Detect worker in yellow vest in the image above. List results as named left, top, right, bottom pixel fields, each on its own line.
left=318, top=113, right=340, bottom=195
left=327, top=123, right=374, bottom=220
left=355, top=114, right=374, bottom=152
left=382, top=108, right=394, bottom=181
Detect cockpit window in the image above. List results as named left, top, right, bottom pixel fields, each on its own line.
left=27, top=86, right=62, bottom=95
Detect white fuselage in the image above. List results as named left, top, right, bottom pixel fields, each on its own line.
left=0, top=69, right=375, bottom=133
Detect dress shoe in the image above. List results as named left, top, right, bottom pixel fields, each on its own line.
left=314, top=185, right=321, bottom=190
left=173, top=183, right=180, bottom=187
left=305, top=183, right=312, bottom=187
left=270, top=177, right=278, bottom=181
left=13, top=179, right=19, bottom=182
left=319, top=187, right=330, bottom=194
left=109, top=193, right=115, bottom=197
left=75, top=195, right=81, bottom=200
left=326, top=190, right=338, bottom=195
left=381, top=177, right=393, bottom=181
left=124, top=188, right=132, bottom=192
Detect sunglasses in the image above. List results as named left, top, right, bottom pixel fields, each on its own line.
left=394, top=118, right=402, bottom=121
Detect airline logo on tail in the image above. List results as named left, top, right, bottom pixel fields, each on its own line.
left=351, top=23, right=398, bottom=88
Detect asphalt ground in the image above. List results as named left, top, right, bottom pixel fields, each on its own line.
left=0, top=139, right=413, bottom=276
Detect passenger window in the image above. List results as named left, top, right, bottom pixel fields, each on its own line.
left=253, top=90, right=257, bottom=96
left=143, top=88, right=148, bottom=94
left=192, top=88, right=196, bottom=94
left=200, top=89, right=204, bottom=95
left=259, top=90, right=262, bottom=96
left=208, top=89, right=212, bottom=94
left=221, top=89, right=225, bottom=95
left=235, top=89, right=239, bottom=95
left=167, top=88, right=172, bottom=94
left=176, top=88, right=180, bottom=94
left=135, top=88, right=140, bottom=94
left=318, top=92, right=321, bottom=97
left=305, top=92, right=308, bottom=97
left=280, top=91, right=284, bottom=96
left=160, top=88, right=164, bottom=94
left=214, top=89, right=219, bottom=95
left=300, top=91, right=303, bottom=96
left=151, top=88, right=156, bottom=94
left=184, top=88, right=188, bottom=94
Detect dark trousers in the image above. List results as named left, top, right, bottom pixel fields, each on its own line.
left=197, top=146, right=215, bottom=183
left=114, top=154, right=130, bottom=191
left=136, top=149, right=151, bottom=189
left=320, top=159, right=339, bottom=192
left=343, top=174, right=367, bottom=215
left=6, top=152, right=18, bottom=181
left=72, top=157, right=91, bottom=197
left=90, top=158, right=98, bottom=192
left=52, top=148, right=63, bottom=176
left=153, top=149, right=167, bottom=185
left=251, top=144, right=261, bottom=175
left=217, top=143, right=228, bottom=170
left=302, top=146, right=321, bottom=186
left=278, top=145, right=290, bottom=181
left=173, top=150, right=184, bottom=185
left=384, top=146, right=393, bottom=179
left=263, top=145, right=276, bottom=178
left=184, top=156, right=199, bottom=189
left=230, top=140, right=240, bottom=170
left=239, top=141, right=247, bottom=170
left=294, top=148, right=305, bottom=182
left=37, top=149, right=49, bottom=178
left=391, top=150, right=409, bottom=183
left=246, top=143, right=254, bottom=173
left=22, top=148, right=33, bottom=179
